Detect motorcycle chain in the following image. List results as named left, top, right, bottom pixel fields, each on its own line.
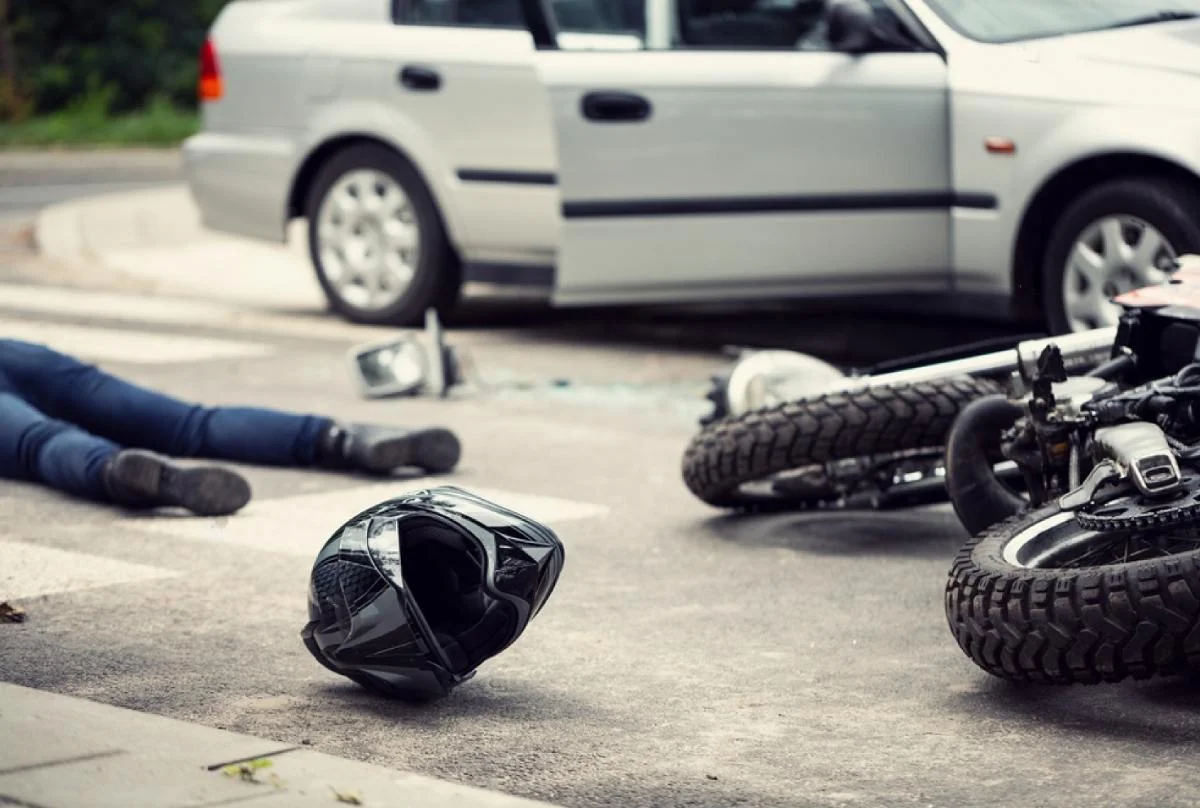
left=1076, top=472, right=1200, bottom=532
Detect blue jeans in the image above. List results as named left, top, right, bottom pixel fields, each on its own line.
left=0, top=339, right=331, bottom=502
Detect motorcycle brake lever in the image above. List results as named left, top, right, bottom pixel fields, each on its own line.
left=1058, top=459, right=1129, bottom=511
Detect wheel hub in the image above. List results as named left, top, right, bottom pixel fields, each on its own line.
left=316, top=168, right=420, bottom=312
left=1062, top=215, right=1177, bottom=332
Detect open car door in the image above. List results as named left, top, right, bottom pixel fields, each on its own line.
left=528, top=0, right=961, bottom=308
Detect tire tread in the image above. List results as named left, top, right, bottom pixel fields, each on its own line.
left=945, top=505, right=1200, bottom=684
left=682, top=375, right=1001, bottom=508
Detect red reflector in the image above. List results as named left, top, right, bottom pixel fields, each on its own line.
left=985, top=136, right=1016, bottom=155
left=199, top=38, right=223, bottom=102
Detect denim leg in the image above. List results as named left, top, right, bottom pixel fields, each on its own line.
left=0, top=392, right=117, bottom=501
left=0, top=339, right=331, bottom=466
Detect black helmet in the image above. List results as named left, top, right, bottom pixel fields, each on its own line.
left=301, top=485, right=565, bottom=700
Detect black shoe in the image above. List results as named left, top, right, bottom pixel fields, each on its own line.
left=318, top=423, right=461, bottom=475
left=101, top=450, right=252, bottom=517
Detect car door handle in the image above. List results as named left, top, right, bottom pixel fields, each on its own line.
left=581, top=91, right=651, bottom=122
left=399, top=65, right=441, bottom=92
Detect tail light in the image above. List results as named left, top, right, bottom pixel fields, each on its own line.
left=199, top=38, right=223, bottom=102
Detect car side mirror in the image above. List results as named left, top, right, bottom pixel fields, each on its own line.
left=347, top=309, right=465, bottom=399
left=825, top=0, right=882, bottom=54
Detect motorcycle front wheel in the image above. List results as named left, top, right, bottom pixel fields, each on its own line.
left=945, top=503, right=1200, bottom=685
left=681, top=376, right=1001, bottom=510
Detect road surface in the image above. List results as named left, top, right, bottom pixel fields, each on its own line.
left=3, top=156, right=1193, bottom=808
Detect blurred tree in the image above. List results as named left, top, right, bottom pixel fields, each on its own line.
left=3, top=0, right=231, bottom=120
left=0, top=0, right=31, bottom=121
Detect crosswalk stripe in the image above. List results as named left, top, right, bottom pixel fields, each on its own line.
left=0, top=283, right=241, bottom=325
left=115, top=483, right=609, bottom=559
left=0, top=540, right=180, bottom=601
left=0, top=319, right=275, bottom=364
left=0, top=282, right=383, bottom=343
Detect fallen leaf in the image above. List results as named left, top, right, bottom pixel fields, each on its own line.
left=222, top=758, right=273, bottom=783
left=331, top=786, right=364, bottom=804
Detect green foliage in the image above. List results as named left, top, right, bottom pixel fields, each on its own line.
left=4, top=0, right=231, bottom=119
left=0, top=94, right=198, bottom=147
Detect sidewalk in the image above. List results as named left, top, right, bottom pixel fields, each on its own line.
left=0, top=682, right=566, bottom=808
left=34, top=183, right=326, bottom=312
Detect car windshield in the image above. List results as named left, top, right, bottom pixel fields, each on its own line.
left=919, top=0, right=1200, bottom=43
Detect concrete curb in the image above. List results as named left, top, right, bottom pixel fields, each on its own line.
left=32, top=184, right=327, bottom=312
left=33, top=191, right=91, bottom=268
left=0, top=682, right=567, bottom=808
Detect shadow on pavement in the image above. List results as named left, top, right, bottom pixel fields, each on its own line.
left=950, top=674, right=1200, bottom=747
left=312, top=676, right=607, bottom=724
left=697, top=507, right=968, bottom=561
left=449, top=298, right=1036, bottom=368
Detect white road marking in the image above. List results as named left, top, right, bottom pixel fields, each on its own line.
left=0, top=282, right=385, bottom=342
left=0, top=283, right=241, bottom=325
left=0, top=541, right=180, bottom=601
left=116, top=482, right=609, bottom=558
left=0, top=319, right=275, bottom=364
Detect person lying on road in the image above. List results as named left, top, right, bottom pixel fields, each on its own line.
left=0, top=338, right=461, bottom=517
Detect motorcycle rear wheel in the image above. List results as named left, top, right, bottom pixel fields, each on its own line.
left=945, top=503, right=1200, bottom=685
left=682, top=376, right=1001, bottom=509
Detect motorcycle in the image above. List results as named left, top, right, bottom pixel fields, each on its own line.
left=684, top=255, right=1200, bottom=513
left=943, top=256, right=1200, bottom=684
left=681, top=321, right=1122, bottom=513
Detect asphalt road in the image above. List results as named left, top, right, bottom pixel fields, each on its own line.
left=5, top=154, right=1195, bottom=808
left=0, top=149, right=183, bottom=220
left=2, top=276, right=1200, bottom=808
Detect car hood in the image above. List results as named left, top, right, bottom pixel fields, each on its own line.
left=975, top=19, right=1200, bottom=110
left=1028, top=19, right=1200, bottom=79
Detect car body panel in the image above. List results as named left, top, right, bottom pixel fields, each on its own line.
left=536, top=46, right=955, bottom=305
left=185, top=0, right=558, bottom=271
left=941, top=20, right=1200, bottom=297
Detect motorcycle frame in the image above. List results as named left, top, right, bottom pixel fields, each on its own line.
left=753, top=327, right=1118, bottom=400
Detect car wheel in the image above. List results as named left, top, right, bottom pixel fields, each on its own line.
left=1042, top=177, right=1200, bottom=334
left=305, top=144, right=459, bottom=326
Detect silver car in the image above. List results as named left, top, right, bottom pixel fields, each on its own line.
left=183, top=0, right=1200, bottom=333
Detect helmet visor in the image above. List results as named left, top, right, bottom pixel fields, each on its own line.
left=398, top=486, right=566, bottom=620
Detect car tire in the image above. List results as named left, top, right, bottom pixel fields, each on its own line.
left=1041, top=176, right=1200, bottom=334
left=305, top=144, right=460, bottom=326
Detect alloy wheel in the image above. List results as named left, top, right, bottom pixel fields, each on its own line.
left=316, top=169, right=422, bottom=312
left=1062, top=214, right=1177, bottom=332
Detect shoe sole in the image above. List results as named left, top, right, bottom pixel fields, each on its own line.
left=109, top=451, right=252, bottom=517
left=362, top=428, right=461, bottom=475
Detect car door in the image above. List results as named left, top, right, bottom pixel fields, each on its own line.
left=530, top=0, right=957, bottom=306
left=336, top=0, right=560, bottom=266
left=296, top=0, right=639, bottom=276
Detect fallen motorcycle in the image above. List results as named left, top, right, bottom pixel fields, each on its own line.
left=684, top=254, right=1200, bottom=513
left=681, top=329, right=1117, bottom=512
left=944, top=259, right=1200, bottom=684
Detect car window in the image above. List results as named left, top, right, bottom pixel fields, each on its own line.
left=673, top=0, right=826, bottom=48
left=394, top=0, right=525, bottom=28
left=669, top=0, right=908, bottom=50
left=394, top=0, right=645, bottom=33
